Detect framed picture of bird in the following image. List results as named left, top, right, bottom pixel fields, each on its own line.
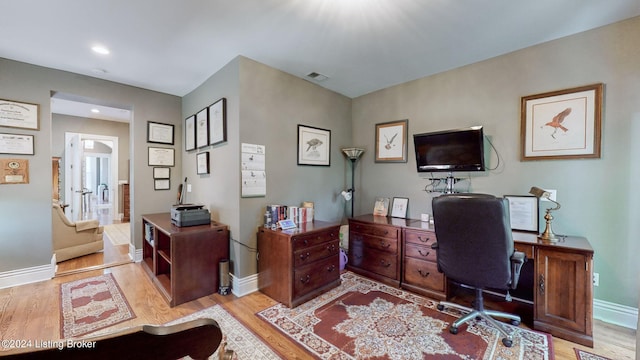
left=521, top=83, right=603, bottom=161
left=297, top=124, right=331, bottom=166
left=375, top=119, right=408, bottom=163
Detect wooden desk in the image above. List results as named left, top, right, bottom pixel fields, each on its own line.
left=141, top=213, right=229, bottom=307
left=347, top=214, right=594, bottom=347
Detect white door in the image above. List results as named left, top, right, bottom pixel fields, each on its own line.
left=64, top=133, right=84, bottom=221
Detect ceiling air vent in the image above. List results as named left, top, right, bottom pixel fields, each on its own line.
left=306, top=72, right=329, bottom=82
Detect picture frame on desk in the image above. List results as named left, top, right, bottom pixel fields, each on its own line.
left=373, top=197, right=389, bottom=216
left=390, top=197, right=409, bottom=218
left=504, top=195, right=539, bottom=232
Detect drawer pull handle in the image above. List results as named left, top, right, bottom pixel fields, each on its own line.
left=418, top=236, right=431, bottom=243
left=418, top=249, right=430, bottom=257
left=355, top=255, right=363, bottom=259
left=380, top=260, right=391, bottom=268
left=418, top=269, right=430, bottom=278
left=303, top=239, right=308, bottom=246
left=327, top=265, right=336, bottom=272
left=299, top=252, right=310, bottom=260
left=300, top=275, right=311, bottom=284
left=379, top=240, right=390, bottom=248
left=539, top=274, right=545, bottom=295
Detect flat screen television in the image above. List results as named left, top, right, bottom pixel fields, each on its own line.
left=413, top=126, right=485, bottom=172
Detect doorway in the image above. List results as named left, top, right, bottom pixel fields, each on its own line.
left=64, top=133, right=119, bottom=224
left=51, top=94, right=133, bottom=276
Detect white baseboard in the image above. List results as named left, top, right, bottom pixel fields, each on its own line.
left=230, top=273, right=258, bottom=298
left=0, top=256, right=56, bottom=289
left=594, top=298, right=638, bottom=330
left=132, top=245, right=142, bottom=262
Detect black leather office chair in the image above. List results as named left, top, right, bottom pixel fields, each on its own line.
left=432, top=193, right=526, bottom=347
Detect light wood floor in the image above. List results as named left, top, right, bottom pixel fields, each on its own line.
left=0, top=263, right=635, bottom=359
left=55, top=223, right=133, bottom=276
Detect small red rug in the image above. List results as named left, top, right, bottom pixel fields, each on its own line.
left=60, top=273, right=136, bottom=338
left=258, top=271, right=554, bottom=359
left=574, top=348, right=613, bottom=360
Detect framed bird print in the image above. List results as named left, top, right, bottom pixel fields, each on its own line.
left=375, top=119, right=408, bottom=163
left=297, top=124, right=330, bottom=166
left=521, top=83, right=603, bottom=161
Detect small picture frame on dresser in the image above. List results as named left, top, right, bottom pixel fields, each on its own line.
left=390, top=197, right=409, bottom=218
left=373, top=197, right=390, bottom=216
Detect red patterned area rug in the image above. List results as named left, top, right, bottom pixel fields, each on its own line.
left=258, top=271, right=554, bottom=359
left=574, top=348, right=612, bottom=360
left=60, top=273, right=136, bottom=338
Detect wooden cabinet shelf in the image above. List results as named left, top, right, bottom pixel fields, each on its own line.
left=141, top=213, right=229, bottom=307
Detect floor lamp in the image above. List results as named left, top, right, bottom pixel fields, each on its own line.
left=342, top=148, right=365, bottom=217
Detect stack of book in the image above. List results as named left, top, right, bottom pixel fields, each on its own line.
left=264, top=203, right=314, bottom=228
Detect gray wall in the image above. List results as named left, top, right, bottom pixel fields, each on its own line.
left=352, top=17, right=640, bottom=308
left=182, top=56, right=352, bottom=278
left=0, top=58, right=181, bottom=272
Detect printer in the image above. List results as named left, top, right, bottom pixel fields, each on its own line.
left=171, top=204, right=211, bottom=227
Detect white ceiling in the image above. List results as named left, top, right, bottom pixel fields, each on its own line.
left=2, top=0, right=639, bottom=119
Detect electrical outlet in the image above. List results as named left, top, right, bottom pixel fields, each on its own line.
left=593, top=272, right=599, bottom=287
left=187, top=184, right=192, bottom=192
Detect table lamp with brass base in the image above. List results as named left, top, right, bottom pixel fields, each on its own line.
left=529, top=186, right=561, bottom=242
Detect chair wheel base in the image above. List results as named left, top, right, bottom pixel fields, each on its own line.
left=449, top=326, right=458, bottom=334
left=510, top=319, right=520, bottom=326
left=437, top=304, right=444, bottom=311
left=502, top=338, right=513, bottom=347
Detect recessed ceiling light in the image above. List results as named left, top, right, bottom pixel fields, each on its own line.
left=91, top=108, right=100, bottom=113
left=91, top=45, right=110, bottom=55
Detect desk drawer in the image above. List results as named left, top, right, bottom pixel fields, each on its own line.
left=351, top=232, right=398, bottom=254
left=349, top=245, right=398, bottom=279
left=404, top=243, right=437, bottom=262
left=403, top=257, right=445, bottom=293
left=514, top=244, right=534, bottom=259
left=293, top=229, right=338, bottom=250
left=293, top=256, right=339, bottom=298
left=350, top=221, right=399, bottom=240
left=404, top=229, right=437, bottom=247
left=294, top=240, right=339, bottom=267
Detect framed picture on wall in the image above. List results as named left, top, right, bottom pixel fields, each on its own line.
left=148, top=147, right=175, bottom=166
left=208, top=98, right=227, bottom=146
left=196, top=151, right=210, bottom=175
left=0, top=99, right=39, bottom=130
left=153, top=167, right=170, bottom=179
left=185, top=115, right=196, bottom=151
left=147, top=121, right=174, bottom=145
left=154, top=179, right=170, bottom=190
left=375, top=119, right=408, bottom=163
left=195, top=107, right=209, bottom=148
left=297, top=124, right=330, bottom=166
left=521, top=83, right=603, bottom=161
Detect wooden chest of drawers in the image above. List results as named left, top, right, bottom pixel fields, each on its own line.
left=402, top=228, right=446, bottom=300
left=257, top=221, right=341, bottom=308
left=348, top=218, right=402, bottom=287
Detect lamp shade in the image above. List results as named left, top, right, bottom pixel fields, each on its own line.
left=342, top=147, right=365, bottom=160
